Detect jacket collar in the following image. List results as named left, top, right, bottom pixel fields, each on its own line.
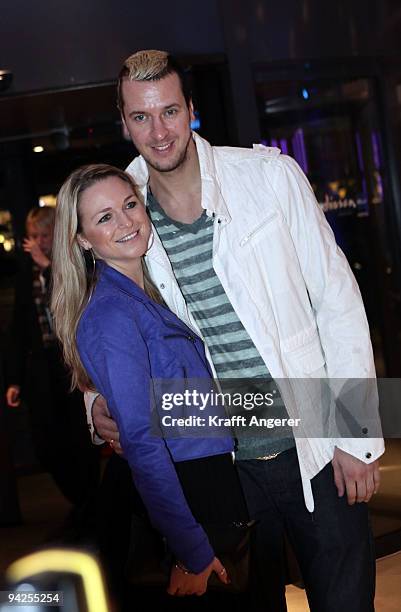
left=96, top=260, right=149, bottom=304
left=126, top=132, right=231, bottom=222
left=96, top=260, right=194, bottom=333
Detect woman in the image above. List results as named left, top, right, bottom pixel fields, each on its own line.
left=51, top=164, right=248, bottom=599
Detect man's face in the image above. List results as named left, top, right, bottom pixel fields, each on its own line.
left=26, top=222, right=53, bottom=255
left=121, top=72, right=195, bottom=173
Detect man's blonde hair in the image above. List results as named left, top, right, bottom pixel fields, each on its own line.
left=124, top=49, right=170, bottom=81
left=117, top=49, right=191, bottom=113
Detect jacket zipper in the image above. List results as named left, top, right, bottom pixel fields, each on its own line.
left=161, top=315, right=198, bottom=341
left=162, top=330, right=213, bottom=376
left=239, top=212, right=278, bottom=246
left=163, top=332, right=196, bottom=343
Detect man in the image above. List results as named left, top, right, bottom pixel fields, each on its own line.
left=90, top=49, right=383, bottom=611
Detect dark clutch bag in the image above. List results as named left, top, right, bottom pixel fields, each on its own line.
left=125, top=513, right=255, bottom=593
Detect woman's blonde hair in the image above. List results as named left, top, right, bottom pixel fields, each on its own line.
left=51, top=163, right=161, bottom=391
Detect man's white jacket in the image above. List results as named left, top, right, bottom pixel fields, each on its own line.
left=88, top=132, right=384, bottom=511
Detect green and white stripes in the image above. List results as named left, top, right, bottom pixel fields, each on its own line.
left=148, top=193, right=294, bottom=458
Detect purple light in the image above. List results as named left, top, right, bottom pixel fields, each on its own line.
left=280, top=138, right=288, bottom=154
left=292, top=132, right=301, bottom=169
left=355, top=132, right=364, bottom=172
left=361, top=177, right=368, bottom=203
left=371, top=131, right=382, bottom=169
left=291, top=128, right=308, bottom=174
left=298, top=128, right=308, bottom=174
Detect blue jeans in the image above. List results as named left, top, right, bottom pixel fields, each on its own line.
left=237, top=448, right=375, bottom=612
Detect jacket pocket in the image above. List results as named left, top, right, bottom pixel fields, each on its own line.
left=281, top=326, right=326, bottom=375
left=239, top=211, right=279, bottom=247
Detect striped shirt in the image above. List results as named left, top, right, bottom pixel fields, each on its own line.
left=148, top=193, right=294, bottom=458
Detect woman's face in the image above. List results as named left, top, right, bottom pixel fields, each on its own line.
left=78, top=176, right=151, bottom=274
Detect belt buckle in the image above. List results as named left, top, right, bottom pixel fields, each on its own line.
left=256, top=452, right=280, bottom=461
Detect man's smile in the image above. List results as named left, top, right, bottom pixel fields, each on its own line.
left=151, top=141, right=174, bottom=153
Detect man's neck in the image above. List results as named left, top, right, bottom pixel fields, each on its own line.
left=148, top=141, right=203, bottom=224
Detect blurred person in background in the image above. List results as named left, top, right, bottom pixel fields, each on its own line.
left=5, top=206, right=99, bottom=539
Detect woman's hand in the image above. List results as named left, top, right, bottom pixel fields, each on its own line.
left=167, top=557, right=229, bottom=597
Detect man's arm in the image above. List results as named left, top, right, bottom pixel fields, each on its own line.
left=84, top=390, right=107, bottom=445
left=88, top=393, right=123, bottom=454
left=265, top=154, right=384, bottom=493
left=268, top=155, right=376, bottom=379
